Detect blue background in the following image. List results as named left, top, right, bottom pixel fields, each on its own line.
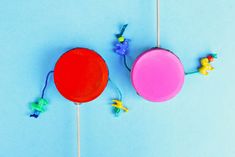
left=0, top=0, right=234, bottom=157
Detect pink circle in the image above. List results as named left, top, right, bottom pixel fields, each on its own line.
left=131, top=48, right=185, bottom=102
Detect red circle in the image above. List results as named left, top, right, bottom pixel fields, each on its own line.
left=54, top=48, right=109, bottom=103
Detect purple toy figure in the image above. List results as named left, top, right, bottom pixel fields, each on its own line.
left=114, top=39, right=130, bottom=55
left=113, top=24, right=130, bottom=55
left=113, top=24, right=131, bottom=71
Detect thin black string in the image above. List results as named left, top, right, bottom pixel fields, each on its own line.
left=185, top=71, right=198, bottom=75
left=108, top=78, right=122, bottom=100
left=123, top=55, right=131, bottom=72
left=41, top=70, right=54, bottom=98
left=116, top=24, right=128, bottom=38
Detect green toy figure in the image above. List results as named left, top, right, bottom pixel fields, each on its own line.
left=29, top=71, right=53, bottom=118
left=30, top=98, right=48, bottom=118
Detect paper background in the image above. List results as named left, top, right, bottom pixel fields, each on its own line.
left=0, top=0, right=234, bottom=157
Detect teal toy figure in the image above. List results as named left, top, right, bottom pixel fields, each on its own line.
left=30, top=98, right=48, bottom=118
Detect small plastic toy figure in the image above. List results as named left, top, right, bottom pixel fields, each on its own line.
left=114, top=39, right=130, bottom=55
left=30, top=98, right=48, bottom=118
left=112, top=99, right=128, bottom=117
left=198, top=54, right=217, bottom=75
left=29, top=70, right=53, bottom=118
left=113, top=24, right=130, bottom=56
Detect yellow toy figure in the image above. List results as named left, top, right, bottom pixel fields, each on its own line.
left=198, top=54, right=217, bottom=75
left=112, top=99, right=128, bottom=117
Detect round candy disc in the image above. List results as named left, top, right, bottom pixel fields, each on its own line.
left=131, top=48, right=185, bottom=102
left=54, top=48, right=109, bottom=103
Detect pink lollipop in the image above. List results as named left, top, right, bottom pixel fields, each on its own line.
left=113, top=25, right=185, bottom=102
left=113, top=1, right=185, bottom=102
left=114, top=1, right=217, bottom=103
left=131, top=48, right=185, bottom=102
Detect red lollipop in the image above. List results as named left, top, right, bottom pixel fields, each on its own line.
left=54, top=48, right=109, bottom=103
left=54, top=48, right=109, bottom=157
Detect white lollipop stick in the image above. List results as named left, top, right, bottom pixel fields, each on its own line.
left=75, top=103, right=80, bottom=157
left=157, top=0, right=160, bottom=47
